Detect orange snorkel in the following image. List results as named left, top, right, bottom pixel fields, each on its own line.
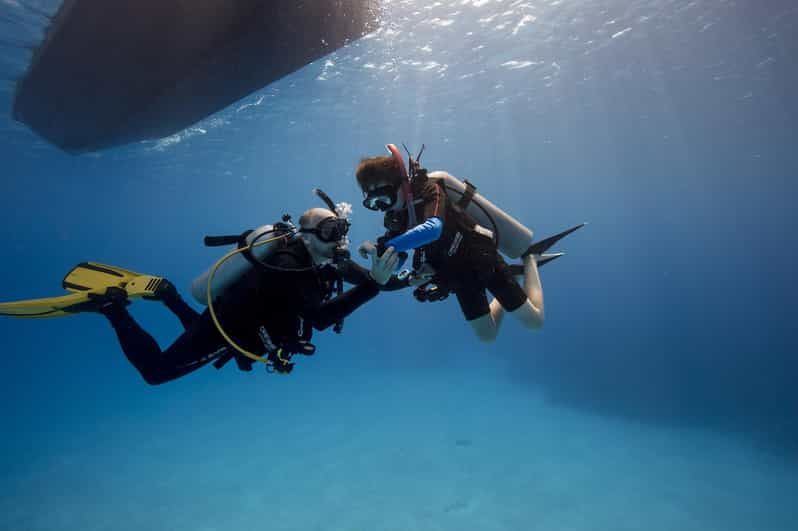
left=386, top=143, right=417, bottom=227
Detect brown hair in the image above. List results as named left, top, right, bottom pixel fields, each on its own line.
left=355, top=156, right=403, bottom=190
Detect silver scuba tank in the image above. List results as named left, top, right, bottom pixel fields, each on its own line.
left=428, top=171, right=533, bottom=259
left=190, top=224, right=293, bottom=305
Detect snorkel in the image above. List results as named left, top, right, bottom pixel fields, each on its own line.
left=386, top=143, right=417, bottom=227
left=313, top=187, right=341, bottom=216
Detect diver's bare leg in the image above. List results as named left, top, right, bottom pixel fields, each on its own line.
left=489, top=298, right=506, bottom=328
left=485, top=254, right=545, bottom=334
left=469, top=313, right=499, bottom=343
left=511, top=254, right=545, bottom=329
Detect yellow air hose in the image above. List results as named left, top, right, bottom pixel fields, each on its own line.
left=206, top=232, right=292, bottom=366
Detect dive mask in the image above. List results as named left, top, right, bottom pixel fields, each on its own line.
left=301, top=216, right=351, bottom=243
left=362, top=184, right=398, bottom=211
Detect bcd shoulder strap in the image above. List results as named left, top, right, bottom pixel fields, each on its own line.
left=455, top=179, right=477, bottom=211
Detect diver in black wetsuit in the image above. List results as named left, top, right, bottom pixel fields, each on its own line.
left=93, top=207, right=403, bottom=384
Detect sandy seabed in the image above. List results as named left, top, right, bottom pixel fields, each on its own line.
left=2, top=369, right=795, bottom=531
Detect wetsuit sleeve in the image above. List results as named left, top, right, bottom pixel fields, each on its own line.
left=385, top=217, right=443, bottom=253
left=340, top=260, right=409, bottom=291
left=304, top=279, right=380, bottom=331
left=383, top=180, right=449, bottom=252
left=339, top=259, right=370, bottom=284
left=268, top=251, right=382, bottom=331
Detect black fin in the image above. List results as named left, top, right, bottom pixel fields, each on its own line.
left=522, top=223, right=586, bottom=258
left=536, top=252, right=565, bottom=267
left=509, top=253, right=564, bottom=275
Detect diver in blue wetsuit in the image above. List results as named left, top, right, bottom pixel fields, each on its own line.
left=355, top=146, right=547, bottom=343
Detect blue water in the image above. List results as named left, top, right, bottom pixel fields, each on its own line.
left=1, top=1, right=797, bottom=529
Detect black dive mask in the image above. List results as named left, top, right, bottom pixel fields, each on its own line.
left=362, top=185, right=398, bottom=211
left=301, top=216, right=350, bottom=243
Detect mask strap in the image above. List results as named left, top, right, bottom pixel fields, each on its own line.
left=386, top=143, right=417, bottom=226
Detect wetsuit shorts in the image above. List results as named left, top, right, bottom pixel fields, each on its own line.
left=450, top=255, right=528, bottom=321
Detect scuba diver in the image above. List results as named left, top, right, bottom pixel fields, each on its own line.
left=356, top=144, right=584, bottom=343
left=0, top=191, right=405, bottom=382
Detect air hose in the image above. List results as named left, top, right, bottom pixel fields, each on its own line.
left=205, top=232, right=292, bottom=366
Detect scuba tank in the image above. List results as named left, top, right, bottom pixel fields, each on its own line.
left=396, top=143, right=533, bottom=259
left=428, top=171, right=533, bottom=259
left=190, top=218, right=297, bottom=305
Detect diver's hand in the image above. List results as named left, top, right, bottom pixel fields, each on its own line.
left=358, top=240, right=377, bottom=259
left=367, top=245, right=399, bottom=285
left=408, top=263, right=436, bottom=287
